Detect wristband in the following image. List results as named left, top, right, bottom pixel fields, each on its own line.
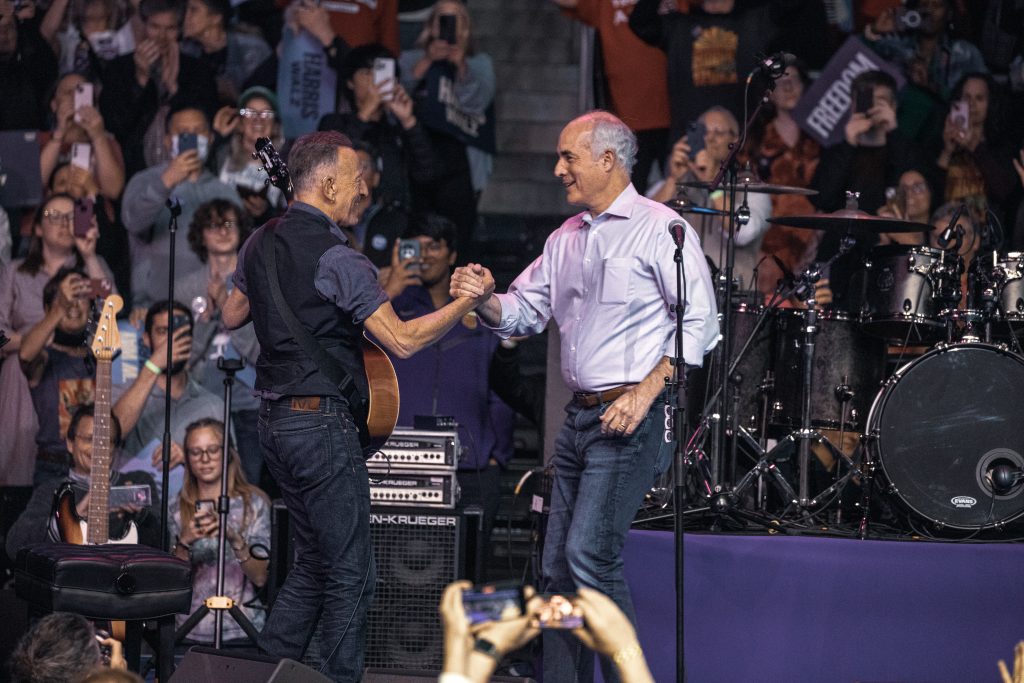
left=472, top=637, right=501, bottom=661
left=144, top=359, right=163, bottom=376
left=612, top=642, right=644, bottom=665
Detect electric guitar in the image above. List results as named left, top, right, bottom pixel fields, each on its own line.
left=254, top=137, right=400, bottom=452
left=54, top=294, right=138, bottom=545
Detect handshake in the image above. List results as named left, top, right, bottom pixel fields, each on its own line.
left=449, top=263, right=496, bottom=306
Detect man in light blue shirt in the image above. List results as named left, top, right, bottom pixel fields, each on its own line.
left=452, top=110, right=718, bottom=682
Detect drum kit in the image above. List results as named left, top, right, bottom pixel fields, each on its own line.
left=668, top=180, right=1024, bottom=535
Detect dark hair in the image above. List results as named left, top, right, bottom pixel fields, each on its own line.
left=950, top=71, right=1006, bottom=143
left=165, top=103, right=210, bottom=133
left=139, top=0, right=183, bottom=22
left=8, top=612, right=101, bottom=683
left=18, top=194, right=84, bottom=276
left=288, top=131, right=353, bottom=194
left=401, top=212, right=458, bottom=253
left=190, top=0, right=230, bottom=22
left=42, top=266, right=88, bottom=309
left=144, top=300, right=193, bottom=338
left=80, top=669, right=145, bottom=683
left=850, top=70, right=898, bottom=99
left=68, top=402, right=123, bottom=447
left=187, top=198, right=251, bottom=262
left=339, top=43, right=398, bottom=107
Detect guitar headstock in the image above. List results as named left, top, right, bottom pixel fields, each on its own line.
left=90, top=295, right=123, bottom=362
left=253, top=137, right=294, bottom=201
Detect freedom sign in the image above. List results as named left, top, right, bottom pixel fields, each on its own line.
left=792, top=36, right=905, bottom=148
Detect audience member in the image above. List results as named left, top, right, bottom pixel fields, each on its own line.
left=181, top=0, right=271, bottom=105
left=112, top=300, right=224, bottom=487
left=400, top=1, right=489, bottom=252
left=877, top=169, right=934, bottom=245
left=170, top=417, right=269, bottom=643
left=305, top=0, right=400, bottom=57
left=742, top=62, right=823, bottom=302
left=400, top=0, right=495, bottom=199
left=0, top=194, right=115, bottom=487
left=41, top=72, right=126, bottom=201
left=210, top=87, right=287, bottom=224
left=121, top=105, right=240, bottom=315
left=6, top=404, right=160, bottom=561
left=98, top=0, right=218, bottom=175
left=41, top=0, right=135, bottom=79
left=379, top=213, right=515, bottom=569
left=178, top=199, right=262, bottom=484
left=0, top=0, right=60, bottom=131
left=933, top=72, right=1017, bottom=229
left=629, top=0, right=791, bottom=144
left=352, top=140, right=411, bottom=267
left=319, top=43, right=436, bottom=239
left=20, top=267, right=101, bottom=484
left=553, top=0, right=670, bottom=194
left=438, top=581, right=655, bottom=683
left=8, top=612, right=124, bottom=683
left=650, top=106, right=772, bottom=292
left=0, top=206, right=10, bottom=265
left=929, top=200, right=982, bottom=309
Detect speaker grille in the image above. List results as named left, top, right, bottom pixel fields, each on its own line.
left=365, top=510, right=462, bottom=669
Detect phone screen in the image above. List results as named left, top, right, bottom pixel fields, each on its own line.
left=686, top=121, right=706, bottom=158
left=398, top=238, right=421, bottom=271
left=74, top=198, right=94, bottom=238
left=178, top=132, right=198, bottom=154
left=439, top=14, right=457, bottom=44
left=196, top=499, right=215, bottom=516
left=70, top=143, right=92, bottom=171
left=373, top=58, right=396, bottom=101
left=537, top=593, right=583, bottom=629
left=73, top=83, right=94, bottom=123
left=462, top=583, right=526, bottom=625
left=950, top=100, right=969, bottom=134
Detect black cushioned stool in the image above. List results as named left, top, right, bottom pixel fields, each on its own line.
left=15, top=542, right=193, bottom=680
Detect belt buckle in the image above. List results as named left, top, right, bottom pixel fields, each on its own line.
left=290, top=396, right=321, bottom=412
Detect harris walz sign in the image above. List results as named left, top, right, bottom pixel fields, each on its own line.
left=416, top=62, right=496, bottom=154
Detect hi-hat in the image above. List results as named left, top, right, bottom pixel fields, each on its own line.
left=664, top=185, right=729, bottom=217
left=682, top=164, right=818, bottom=196
left=768, top=208, right=931, bottom=233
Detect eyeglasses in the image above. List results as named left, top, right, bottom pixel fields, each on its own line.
left=705, top=128, right=736, bottom=139
left=186, top=444, right=223, bottom=461
left=43, top=209, right=74, bottom=225
left=203, top=220, right=237, bottom=233
left=240, top=108, right=275, bottom=120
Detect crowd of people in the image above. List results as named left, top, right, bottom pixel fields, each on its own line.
left=1, top=0, right=1024, bottom=681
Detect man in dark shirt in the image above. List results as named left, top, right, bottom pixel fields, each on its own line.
left=221, top=130, right=493, bottom=681
left=5, top=404, right=161, bottom=561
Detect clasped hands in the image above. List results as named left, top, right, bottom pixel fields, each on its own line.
left=450, top=263, right=495, bottom=304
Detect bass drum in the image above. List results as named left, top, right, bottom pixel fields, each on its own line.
left=868, top=343, right=1024, bottom=529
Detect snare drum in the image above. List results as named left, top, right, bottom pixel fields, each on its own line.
left=859, top=245, right=960, bottom=342
left=867, top=343, right=1024, bottom=529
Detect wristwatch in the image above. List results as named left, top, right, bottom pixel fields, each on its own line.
left=472, top=637, right=501, bottom=661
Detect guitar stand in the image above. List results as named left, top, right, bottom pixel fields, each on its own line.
left=173, top=357, right=260, bottom=648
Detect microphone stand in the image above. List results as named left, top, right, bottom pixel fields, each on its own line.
left=174, top=358, right=260, bottom=648
left=704, top=75, right=775, bottom=491
left=160, top=196, right=182, bottom=551
left=668, top=228, right=688, bottom=683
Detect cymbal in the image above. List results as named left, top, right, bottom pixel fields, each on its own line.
left=663, top=197, right=729, bottom=217
left=681, top=180, right=818, bottom=196
left=768, top=209, right=931, bottom=233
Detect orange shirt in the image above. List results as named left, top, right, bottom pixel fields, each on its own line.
left=276, top=0, right=400, bottom=57
left=563, top=0, right=671, bottom=132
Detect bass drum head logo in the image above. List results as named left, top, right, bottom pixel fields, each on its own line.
left=951, top=496, right=977, bottom=508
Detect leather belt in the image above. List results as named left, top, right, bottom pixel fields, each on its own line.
left=572, top=384, right=635, bottom=408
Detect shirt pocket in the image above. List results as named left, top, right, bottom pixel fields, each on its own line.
left=599, top=257, right=633, bottom=304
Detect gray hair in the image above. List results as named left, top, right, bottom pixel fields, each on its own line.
left=9, top=613, right=101, bottom=683
left=575, top=111, right=638, bottom=175
left=699, top=105, right=739, bottom=136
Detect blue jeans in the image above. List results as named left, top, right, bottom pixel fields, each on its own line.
left=542, top=397, right=671, bottom=683
left=257, top=396, right=374, bottom=682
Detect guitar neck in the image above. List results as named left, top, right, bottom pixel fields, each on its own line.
left=87, top=357, right=113, bottom=544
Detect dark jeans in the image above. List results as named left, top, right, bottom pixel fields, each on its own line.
left=541, top=398, right=671, bottom=683
left=257, top=396, right=374, bottom=682
left=232, top=408, right=262, bottom=488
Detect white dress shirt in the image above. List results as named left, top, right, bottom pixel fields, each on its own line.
left=485, top=184, right=719, bottom=393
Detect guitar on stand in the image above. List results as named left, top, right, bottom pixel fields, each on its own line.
left=53, top=295, right=137, bottom=545
left=253, top=137, right=399, bottom=452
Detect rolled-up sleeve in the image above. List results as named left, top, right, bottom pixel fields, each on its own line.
left=483, top=252, right=554, bottom=339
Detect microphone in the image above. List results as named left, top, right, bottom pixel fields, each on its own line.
left=166, top=196, right=183, bottom=218
left=987, top=464, right=1024, bottom=495
left=754, top=52, right=797, bottom=79
left=668, top=218, right=687, bottom=247
left=937, top=202, right=966, bottom=249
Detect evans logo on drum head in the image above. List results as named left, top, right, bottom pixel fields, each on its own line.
left=951, top=496, right=977, bottom=508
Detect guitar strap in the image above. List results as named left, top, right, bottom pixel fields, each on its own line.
left=261, top=225, right=370, bottom=448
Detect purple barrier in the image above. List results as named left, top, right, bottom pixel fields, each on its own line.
left=601, top=530, right=1024, bottom=682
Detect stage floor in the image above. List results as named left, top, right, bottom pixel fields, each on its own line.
left=616, top=530, right=1024, bottom=683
